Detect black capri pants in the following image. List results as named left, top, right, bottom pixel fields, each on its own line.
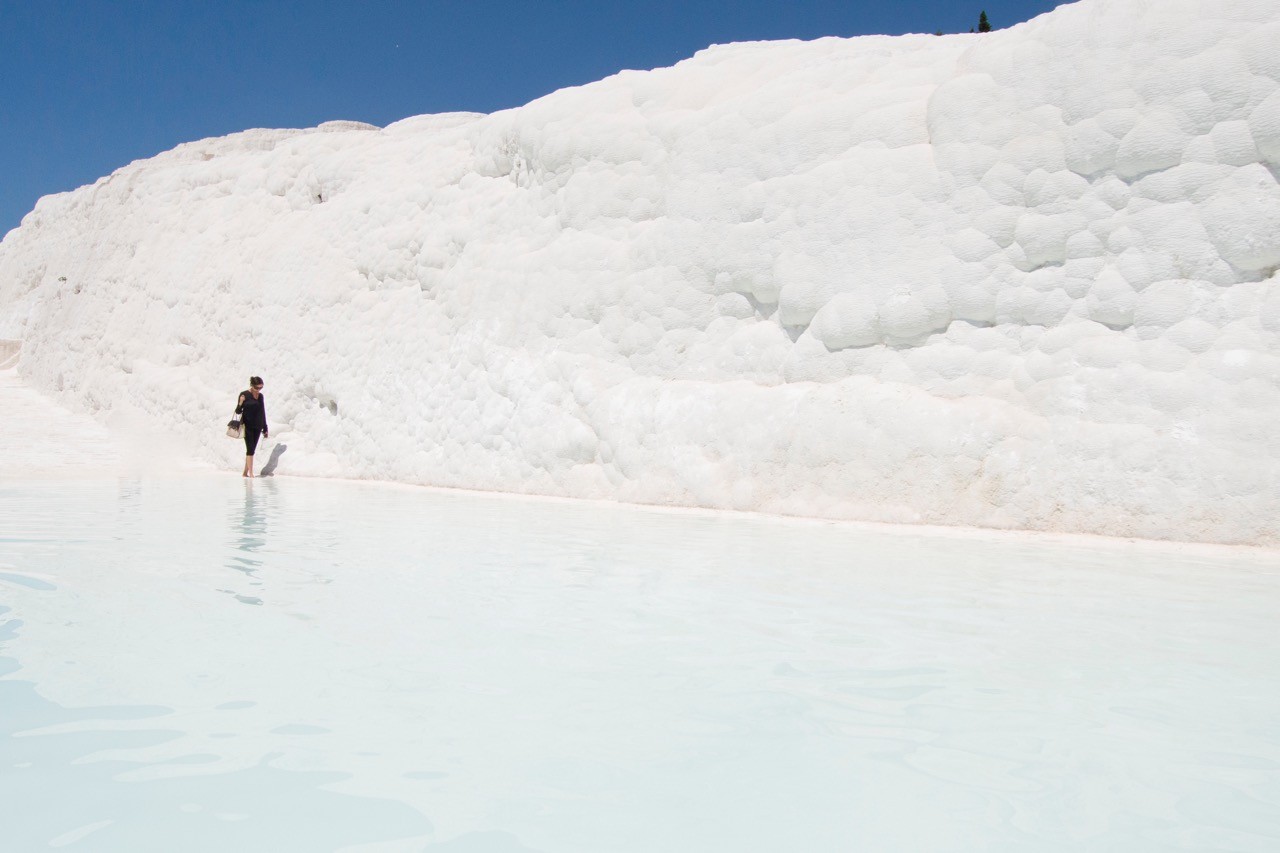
left=243, top=428, right=262, bottom=457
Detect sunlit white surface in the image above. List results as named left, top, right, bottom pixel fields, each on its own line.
left=2, top=0, right=1279, bottom=544
left=2, top=474, right=1278, bottom=852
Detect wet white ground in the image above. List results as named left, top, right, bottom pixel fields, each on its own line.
left=1, top=370, right=1279, bottom=852
left=0, top=368, right=122, bottom=476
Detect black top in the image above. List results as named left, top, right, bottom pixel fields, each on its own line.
left=235, top=390, right=268, bottom=434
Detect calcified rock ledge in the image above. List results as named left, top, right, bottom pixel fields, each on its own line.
left=2, top=0, right=1279, bottom=545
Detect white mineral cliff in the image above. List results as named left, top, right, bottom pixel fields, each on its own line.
left=2, top=0, right=1278, bottom=545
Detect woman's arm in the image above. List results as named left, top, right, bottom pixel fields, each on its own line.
left=262, top=397, right=268, bottom=438
left=235, top=393, right=245, bottom=415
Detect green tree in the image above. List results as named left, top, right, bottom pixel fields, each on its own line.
left=978, top=11, right=992, bottom=32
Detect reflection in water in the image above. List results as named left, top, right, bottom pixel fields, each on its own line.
left=221, top=481, right=273, bottom=606
left=114, top=479, right=143, bottom=544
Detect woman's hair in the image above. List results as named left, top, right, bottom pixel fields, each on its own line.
left=249, top=376, right=263, bottom=388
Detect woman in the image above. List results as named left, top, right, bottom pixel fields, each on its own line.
left=235, top=376, right=269, bottom=477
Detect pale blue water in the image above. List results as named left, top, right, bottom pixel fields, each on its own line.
left=1, top=476, right=1278, bottom=852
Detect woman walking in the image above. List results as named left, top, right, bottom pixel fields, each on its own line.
left=235, top=376, right=269, bottom=477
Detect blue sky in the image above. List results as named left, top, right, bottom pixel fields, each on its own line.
left=1, top=0, right=1063, bottom=235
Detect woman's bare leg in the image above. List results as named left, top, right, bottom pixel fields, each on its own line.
left=243, top=456, right=251, bottom=477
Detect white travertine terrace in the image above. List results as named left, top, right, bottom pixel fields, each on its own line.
left=1, top=0, right=1278, bottom=545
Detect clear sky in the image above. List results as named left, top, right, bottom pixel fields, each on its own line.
left=1, top=0, right=1064, bottom=236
